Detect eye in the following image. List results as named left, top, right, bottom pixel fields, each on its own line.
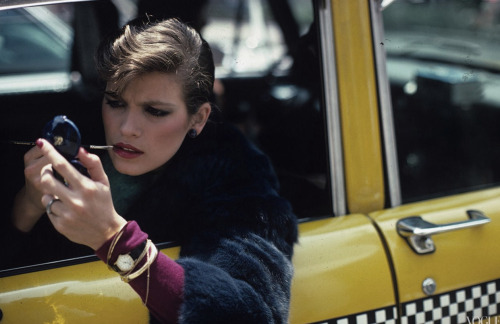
left=145, top=106, right=169, bottom=117
left=105, top=99, right=125, bottom=109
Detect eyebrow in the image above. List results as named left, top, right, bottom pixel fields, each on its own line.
left=104, top=91, right=179, bottom=109
left=142, top=100, right=179, bottom=109
left=104, top=91, right=119, bottom=98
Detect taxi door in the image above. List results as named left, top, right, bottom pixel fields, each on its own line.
left=290, top=1, right=398, bottom=323
left=366, top=0, right=500, bottom=323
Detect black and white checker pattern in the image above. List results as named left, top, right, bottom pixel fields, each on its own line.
left=400, top=279, right=500, bottom=324
left=314, top=306, right=397, bottom=324
left=336, top=306, right=397, bottom=324
left=312, top=279, right=500, bottom=324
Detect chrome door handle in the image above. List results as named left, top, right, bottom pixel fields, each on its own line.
left=396, top=210, right=490, bottom=254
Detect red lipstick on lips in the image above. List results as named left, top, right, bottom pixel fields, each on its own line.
left=113, top=143, right=144, bottom=159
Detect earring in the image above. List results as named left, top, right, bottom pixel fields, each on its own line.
left=188, top=129, right=197, bottom=138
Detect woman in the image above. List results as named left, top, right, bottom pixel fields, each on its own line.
left=10, top=17, right=297, bottom=323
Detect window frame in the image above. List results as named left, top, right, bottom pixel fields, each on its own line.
left=370, top=0, right=402, bottom=208
left=317, top=0, right=346, bottom=216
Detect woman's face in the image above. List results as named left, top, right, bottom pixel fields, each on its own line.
left=102, top=72, right=197, bottom=176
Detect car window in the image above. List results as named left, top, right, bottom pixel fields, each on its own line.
left=201, top=0, right=331, bottom=218
left=383, top=0, right=500, bottom=202
left=201, top=0, right=287, bottom=77
left=1, top=0, right=330, bottom=273
left=0, top=5, right=73, bottom=75
left=288, top=0, right=314, bottom=35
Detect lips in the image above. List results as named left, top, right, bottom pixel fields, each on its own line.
left=112, top=143, right=144, bottom=159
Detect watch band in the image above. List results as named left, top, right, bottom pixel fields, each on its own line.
left=111, top=239, right=147, bottom=273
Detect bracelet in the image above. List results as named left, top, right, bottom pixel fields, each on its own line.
left=110, top=240, right=147, bottom=274
left=120, top=240, right=158, bottom=306
left=104, top=222, right=158, bottom=306
left=106, top=222, right=129, bottom=270
left=120, top=240, right=158, bottom=282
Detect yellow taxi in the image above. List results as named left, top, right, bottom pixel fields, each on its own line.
left=1, top=0, right=500, bottom=323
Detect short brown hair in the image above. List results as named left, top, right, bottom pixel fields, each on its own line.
left=95, top=17, right=214, bottom=115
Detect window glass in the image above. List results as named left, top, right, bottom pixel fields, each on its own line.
left=0, top=0, right=329, bottom=273
left=201, top=0, right=287, bottom=77
left=0, top=5, right=73, bottom=75
left=201, top=0, right=331, bottom=218
left=288, top=0, right=314, bottom=35
left=383, top=0, right=500, bottom=202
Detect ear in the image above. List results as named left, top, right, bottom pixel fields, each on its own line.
left=190, top=102, right=212, bottom=135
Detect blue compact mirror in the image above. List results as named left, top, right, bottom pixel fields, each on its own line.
left=42, top=115, right=89, bottom=181
left=42, top=115, right=81, bottom=160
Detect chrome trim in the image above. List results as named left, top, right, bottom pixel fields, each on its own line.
left=0, top=0, right=91, bottom=11
left=318, top=0, right=346, bottom=216
left=397, top=210, right=491, bottom=254
left=369, top=0, right=402, bottom=207
left=380, top=0, right=398, bottom=10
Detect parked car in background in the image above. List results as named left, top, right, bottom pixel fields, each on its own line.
left=1, top=0, right=500, bottom=323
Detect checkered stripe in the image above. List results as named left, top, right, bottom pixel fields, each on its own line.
left=311, top=279, right=500, bottom=324
left=313, top=306, right=398, bottom=324
left=401, top=279, right=500, bottom=324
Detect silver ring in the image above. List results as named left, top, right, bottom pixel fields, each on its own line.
left=46, top=198, right=61, bottom=216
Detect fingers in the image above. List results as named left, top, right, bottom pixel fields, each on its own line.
left=22, top=144, right=52, bottom=211
left=36, top=139, right=123, bottom=250
left=23, top=144, right=49, bottom=180
left=77, top=147, right=109, bottom=185
left=37, top=138, right=110, bottom=203
left=39, top=162, right=71, bottom=202
left=41, top=195, right=62, bottom=230
left=41, top=194, right=70, bottom=239
left=37, top=138, right=84, bottom=187
left=41, top=192, right=126, bottom=251
left=42, top=195, right=61, bottom=216
left=23, top=144, right=44, bottom=166
left=37, top=139, right=109, bottom=186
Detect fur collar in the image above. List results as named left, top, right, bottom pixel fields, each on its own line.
left=123, top=121, right=298, bottom=258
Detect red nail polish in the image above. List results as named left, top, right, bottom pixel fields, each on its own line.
left=36, top=139, right=43, bottom=148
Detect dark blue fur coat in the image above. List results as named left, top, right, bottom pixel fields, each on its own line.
left=2, top=119, right=298, bottom=323
left=123, top=121, right=298, bottom=323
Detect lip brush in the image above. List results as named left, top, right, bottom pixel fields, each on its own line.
left=7, top=141, right=113, bottom=150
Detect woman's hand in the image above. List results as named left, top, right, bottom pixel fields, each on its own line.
left=37, top=138, right=126, bottom=251
left=11, top=141, right=54, bottom=232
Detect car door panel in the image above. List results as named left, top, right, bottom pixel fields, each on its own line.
left=290, top=214, right=396, bottom=323
left=0, top=260, right=148, bottom=323
left=0, top=215, right=396, bottom=324
left=373, top=1, right=500, bottom=322
left=0, top=246, right=180, bottom=323
left=371, top=188, right=500, bottom=322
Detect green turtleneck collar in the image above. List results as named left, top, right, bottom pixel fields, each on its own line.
left=102, top=155, right=164, bottom=216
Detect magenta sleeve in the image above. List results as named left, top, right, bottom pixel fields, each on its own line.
left=96, top=221, right=185, bottom=323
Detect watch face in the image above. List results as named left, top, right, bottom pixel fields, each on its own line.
left=115, top=254, right=135, bottom=272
